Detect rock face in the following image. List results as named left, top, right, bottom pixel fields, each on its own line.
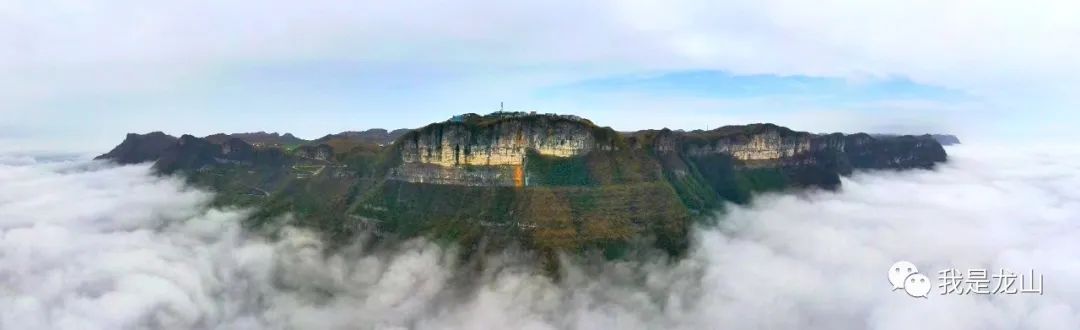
left=295, top=144, right=334, bottom=161
left=648, top=124, right=946, bottom=207
left=96, top=112, right=948, bottom=257
left=679, top=125, right=945, bottom=170
left=683, top=125, right=815, bottom=162
left=401, top=117, right=593, bottom=166
left=99, top=133, right=291, bottom=173
left=94, top=132, right=177, bottom=164
left=392, top=114, right=597, bottom=186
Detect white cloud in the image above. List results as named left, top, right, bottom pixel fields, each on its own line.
left=2, top=145, right=1080, bottom=329
left=3, top=0, right=1078, bottom=148
left=4, top=0, right=1079, bottom=103
left=6, top=1, right=1078, bottom=84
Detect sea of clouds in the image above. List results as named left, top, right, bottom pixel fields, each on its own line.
left=1, top=145, right=1078, bottom=330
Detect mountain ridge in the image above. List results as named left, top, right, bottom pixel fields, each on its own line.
left=97, top=112, right=949, bottom=259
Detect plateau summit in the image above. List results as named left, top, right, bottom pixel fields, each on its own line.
left=97, top=112, right=948, bottom=262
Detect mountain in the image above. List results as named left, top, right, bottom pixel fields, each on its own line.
left=872, top=133, right=962, bottom=146
left=315, top=128, right=410, bottom=146
left=311, top=129, right=411, bottom=155
left=97, top=112, right=947, bottom=259
left=930, top=134, right=961, bottom=145
left=204, top=131, right=307, bottom=147
left=94, top=131, right=177, bottom=164
left=200, top=129, right=410, bottom=151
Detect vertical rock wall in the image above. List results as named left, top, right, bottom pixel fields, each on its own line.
left=392, top=116, right=597, bottom=186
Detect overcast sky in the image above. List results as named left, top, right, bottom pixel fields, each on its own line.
left=3, top=0, right=1078, bottom=152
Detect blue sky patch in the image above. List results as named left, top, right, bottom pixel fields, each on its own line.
left=541, top=70, right=968, bottom=104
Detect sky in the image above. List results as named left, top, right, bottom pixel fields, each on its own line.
left=2, top=0, right=1079, bottom=152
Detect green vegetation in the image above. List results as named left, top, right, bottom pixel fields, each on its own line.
left=525, top=151, right=591, bottom=186
left=735, top=168, right=789, bottom=193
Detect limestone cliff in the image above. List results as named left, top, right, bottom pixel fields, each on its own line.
left=674, top=124, right=945, bottom=171
left=680, top=124, right=824, bottom=165
left=391, top=113, right=601, bottom=186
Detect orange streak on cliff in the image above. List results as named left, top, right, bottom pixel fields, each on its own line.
left=513, top=165, right=525, bottom=187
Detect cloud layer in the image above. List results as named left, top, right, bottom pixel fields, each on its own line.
left=1, top=145, right=1079, bottom=329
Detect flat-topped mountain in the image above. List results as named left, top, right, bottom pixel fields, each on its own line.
left=97, top=112, right=948, bottom=259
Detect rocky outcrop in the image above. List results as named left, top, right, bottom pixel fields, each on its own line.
left=94, top=132, right=178, bottom=164
left=392, top=113, right=599, bottom=186
left=400, top=115, right=594, bottom=166
left=679, top=124, right=823, bottom=166
left=675, top=124, right=945, bottom=170
left=221, top=138, right=256, bottom=160
left=386, top=118, right=947, bottom=189
left=651, top=124, right=946, bottom=204
left=98, top=134, right=289, bottom=173
left=295, top=144, right=334, bottom=161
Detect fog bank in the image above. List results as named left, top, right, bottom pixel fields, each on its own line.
left=1, top=145, right=1078, bottom=329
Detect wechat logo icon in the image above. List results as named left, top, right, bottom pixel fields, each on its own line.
left=889, top=260, right=931, bottom=298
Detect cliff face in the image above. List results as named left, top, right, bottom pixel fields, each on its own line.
left=386, top=120, right=945, bottom=193
left=392, top=114, right=598, bottom=186
left=96, top=112, right=948, bottom=257
left=399, top=116, right=595, bottom=166
left=294, top=144, right=333, bottom=161
left=360, top=114, right=947, bottom=255
left=677, top=124, right=945, bottom=170
left=644, top=124, right=944, bottom=208
left=680, top=124, right=827, bottom=167
left=685, top=126, right=807, bottom=159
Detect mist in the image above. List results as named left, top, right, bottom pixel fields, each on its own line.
left=2, top=145, right=1078, bottom=330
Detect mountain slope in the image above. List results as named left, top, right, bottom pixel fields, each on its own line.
left=97, top=112, right=948, bottom=257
